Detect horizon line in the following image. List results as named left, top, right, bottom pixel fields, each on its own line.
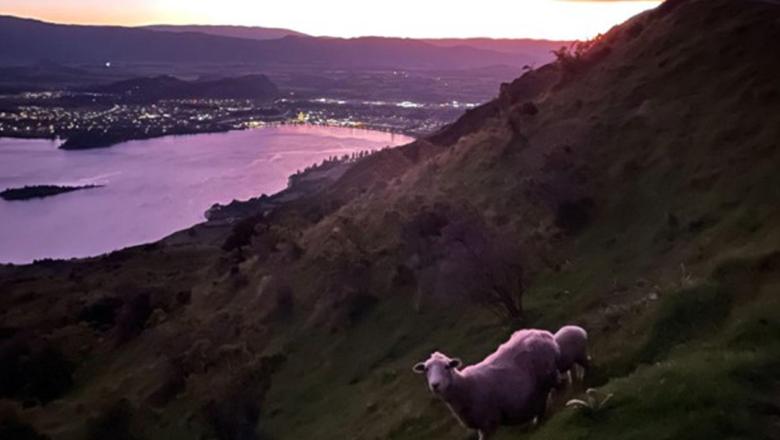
left=0, top=13, right=580, bottom=42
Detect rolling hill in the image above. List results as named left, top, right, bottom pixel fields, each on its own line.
left=88, top=74, right=279, bottom=102
left=1, top=0, right=779, bottom=439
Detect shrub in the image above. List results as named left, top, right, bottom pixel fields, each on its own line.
left=85, top=400, right=142, bottom=440
left=555, top=198, right=594, bottom=234
left=223, top=215, right=264, bottom=252
left=203, top=355, right=285, bottom=440
left=0, top=404, right=49, bottom=440
left=78, top=296, right=124, bottom=331
left=0, top=337, right=74, bottom=404
left=347, top=292, right=379, bottom=325
left=552, top=35, right=609, bottom=76
left=113, top=293, right=152, bottom=345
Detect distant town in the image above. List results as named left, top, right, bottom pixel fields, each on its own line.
left=0, top=15, right=565, bottom=149
left=0, top=91, right=481, bottom=148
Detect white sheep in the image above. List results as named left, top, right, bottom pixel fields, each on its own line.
left=553, top=325, right=590, bottom=383
left=412, top=329, right=560, bottom=440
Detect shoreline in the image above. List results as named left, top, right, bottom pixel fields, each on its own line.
left=0, top=121, right=421, bottom=150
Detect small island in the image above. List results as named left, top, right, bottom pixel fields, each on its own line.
left=59, top=131, right=125, bottom=150
left=1, top=184, right=103, bottom=201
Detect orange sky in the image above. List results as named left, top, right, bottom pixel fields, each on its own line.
left=0, top=0, right=661, bottom=40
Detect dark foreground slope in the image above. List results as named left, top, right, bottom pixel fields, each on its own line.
left=2, top=0, right=780, bottom=439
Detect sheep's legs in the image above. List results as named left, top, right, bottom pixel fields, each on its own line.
left=575, top=356, right=591, bottom=381
left=555, top=371, right=570, bottom=390
left=570, top=365, right=580, bottom=382
left=545, top=389, right=556, bottom=414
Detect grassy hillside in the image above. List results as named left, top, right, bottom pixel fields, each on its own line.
left=1, top=0, right=779, bottom=439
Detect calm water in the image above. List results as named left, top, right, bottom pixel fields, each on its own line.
left=0, top=126, right=411, bottom=264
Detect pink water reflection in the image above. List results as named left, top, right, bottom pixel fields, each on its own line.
left=0, top=126, right=412, bottom=263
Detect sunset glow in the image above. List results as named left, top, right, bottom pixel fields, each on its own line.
left=0, top=0, right=661, bottom=40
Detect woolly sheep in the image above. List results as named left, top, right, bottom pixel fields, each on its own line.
left=554, top=325, right=590, bottom=382
left=412, top=329, right=560, bottom=440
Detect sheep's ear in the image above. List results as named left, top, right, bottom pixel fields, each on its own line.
left=448, top=358, right=462, bottom=369
left=412, top=362, right=426, bottom=374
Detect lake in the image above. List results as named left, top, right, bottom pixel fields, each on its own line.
left=0, top=126, right=412, bottom=264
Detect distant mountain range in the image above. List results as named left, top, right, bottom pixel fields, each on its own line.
left=142, top=24, right=564, bottom=61
left=143, top=24, right=308, bottom=40
left=423, top=38, right=568, bottom=66
left=0, top=16, right=566, bottom=70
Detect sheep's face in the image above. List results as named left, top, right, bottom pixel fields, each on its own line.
left=413, top=352, right=462, bottom=396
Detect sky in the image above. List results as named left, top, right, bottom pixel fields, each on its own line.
left=0, top=0, right=661, bottom=40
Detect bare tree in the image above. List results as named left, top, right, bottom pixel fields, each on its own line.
left=404, top=206, right=525, bottom=321
left=436, top=214, right=524, bottom=321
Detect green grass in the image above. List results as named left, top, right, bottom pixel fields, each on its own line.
left=516, top=254, right=780, bottom=440
left=634, top=282, right=735, bottom=364
left=257, top=250, right=780, bottom=440
left=261, top=297, right=512, bottom=440
left=525, top=300, right=780, bottom=440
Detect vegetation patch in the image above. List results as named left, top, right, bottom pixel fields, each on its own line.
left=635, top=282, right=735, bottom=364
left=0, top=337, right=74, bottom=405
left=86, top=399, right=144, bottom=440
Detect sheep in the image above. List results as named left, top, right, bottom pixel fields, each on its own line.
left=553, top=325, right=590, bottom=383
left=412, top=329, right=561, bottom=440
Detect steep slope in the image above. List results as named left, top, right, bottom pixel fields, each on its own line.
left=1, top=0, right=780, bottom=439
left=257, top=1, right=780, bottom=437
